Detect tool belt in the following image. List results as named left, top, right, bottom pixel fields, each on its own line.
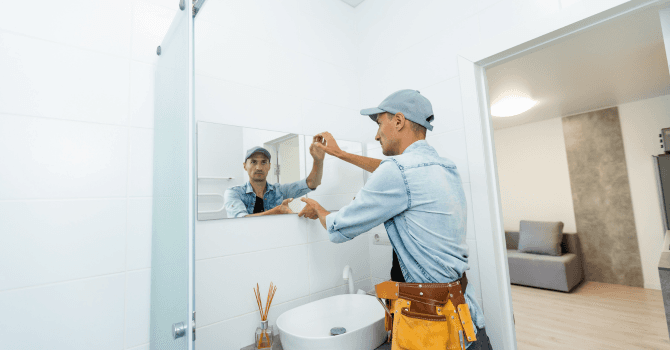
left=374, top=272, right=476, bottom=350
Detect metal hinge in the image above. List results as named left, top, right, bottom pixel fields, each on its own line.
left=193, top=0, right=206, bottom=17
left=192, top=311, right=196, bottom=341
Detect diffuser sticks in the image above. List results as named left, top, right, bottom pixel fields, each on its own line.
left=253, top=282, right=277, bottom=349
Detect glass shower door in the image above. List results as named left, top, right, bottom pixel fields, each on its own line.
left=150, top=2, right=194, bottom=350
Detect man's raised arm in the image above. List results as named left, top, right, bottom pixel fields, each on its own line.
left=313, top=132, right=381, bottom=173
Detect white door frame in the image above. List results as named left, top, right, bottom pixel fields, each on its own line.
left=456, top=0, right=668, bottom=348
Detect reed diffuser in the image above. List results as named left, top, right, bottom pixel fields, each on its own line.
left=253, top=282, right=277, bottom=349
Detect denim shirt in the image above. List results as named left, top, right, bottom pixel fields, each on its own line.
left=325, top=140, right=485, bottom=346
left=224, top=179, right=312, bottom=218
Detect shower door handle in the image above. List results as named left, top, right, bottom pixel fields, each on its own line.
left=173, top=322, right=187, bottom=339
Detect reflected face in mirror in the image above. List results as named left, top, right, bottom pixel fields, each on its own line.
left=244, top=153, right=271, bottom=185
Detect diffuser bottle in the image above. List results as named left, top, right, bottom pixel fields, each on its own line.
left=255, top=320, right=273, bottom=349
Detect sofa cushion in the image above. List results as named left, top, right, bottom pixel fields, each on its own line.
left=507, top=249, right=582, bottom=292
left=518, top=220, right=564, bottom=256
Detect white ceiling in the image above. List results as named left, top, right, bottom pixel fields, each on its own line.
left=487, top=7, right=670, bottom=130
left=340, top=0, right=365, bottom=8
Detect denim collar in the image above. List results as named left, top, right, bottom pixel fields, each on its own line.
left=402, top=140, right=429, bottom=154
left=244, top=181, right=276, bottom=196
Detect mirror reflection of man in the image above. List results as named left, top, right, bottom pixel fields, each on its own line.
left=298, top=90, right=493, bottom=349
left=223, top=144, right=325, bottom=218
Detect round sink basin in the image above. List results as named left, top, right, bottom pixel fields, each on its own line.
left=276, top=294, right=387, bottom=350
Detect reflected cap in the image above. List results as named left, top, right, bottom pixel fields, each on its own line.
left=244, top=146, right=271, bottom=162
left=360, top=89, right=434, bottom=131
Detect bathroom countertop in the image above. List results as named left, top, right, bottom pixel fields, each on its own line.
left=240, top=337, right=392, bottom=350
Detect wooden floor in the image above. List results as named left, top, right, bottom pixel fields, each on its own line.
left=511, top=281, right=670, bottom=349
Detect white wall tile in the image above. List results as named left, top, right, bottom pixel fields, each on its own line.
left=131, top=0, right=177, bottom=64
left=195, top=20, right=303, bottom=95
left=129, top=61, right=155, bottom=129
left=196, top=245, right=310, bottom=327
left=301, top=99, right=377, bottom=144
left=369, top=234, right=393, bottom=280
left=195, top=216, right=308, bottom=260
left=464, top=184, right=476, bottom=241
left=195, top=74, right=303, bottom=134
left=196, top=296, right=312, bottom=350
left=0, top=115, right=128, bottom=200
left=308, top=237, right=370, bottom=293
left=466, top=238, right=483, bottom=302
left=300, top=55, right=360, bottom=110
left=0, top=274, right=126, bottom=350
left=127, top=198, right=153, bottom=270
left=360, top=18, right=480, bottom=108
left=0, top=32, right=130, bottom=125
left=296, top=14, right=358, bottom=71
left=128, top=128, right=154, bottom=197
left=125, top=269, right=151, bottom=348
left=421, top=77, right=465, bottom=134
left=296, top=0, right=356, bottom=35
left=304, top=217, right=330, bottom=242
left=0, top=199, right=126, bottom=291
left=478, top=0, right=518, bottom=42
left=0, top=0, right=132, bottom=57
left=426, top=128, right=471, bottom=183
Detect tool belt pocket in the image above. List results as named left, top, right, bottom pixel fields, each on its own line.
left=393, top=303, right=461, bottom=350
left=397, top=309, right=449, bottom=349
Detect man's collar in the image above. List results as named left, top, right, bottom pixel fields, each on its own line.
left=402, top=139, right=428, bottom=154
left=245, top=181, right=275, bottom=195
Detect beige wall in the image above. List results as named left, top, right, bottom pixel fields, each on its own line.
left=494, top=117, right=577, bottom=233
left=495, top=95, right=670, bottom=290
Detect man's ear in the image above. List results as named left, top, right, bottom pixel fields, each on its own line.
left=395, top=112, right=407, bottom=131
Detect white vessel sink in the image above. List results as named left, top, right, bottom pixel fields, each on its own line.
left=276, top=294, right=387, bottom=350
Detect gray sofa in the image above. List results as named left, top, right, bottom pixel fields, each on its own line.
left=505, top=231, right=584, bottom=292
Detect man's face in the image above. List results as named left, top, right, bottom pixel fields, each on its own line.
left=244, top=153, right=271, bottom=182
left=375, top=112, right=399, bottom=156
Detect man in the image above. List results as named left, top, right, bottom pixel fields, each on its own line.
left=224, top=144, right=325, bottom=218
left=299, top=90, right=493, bottom=349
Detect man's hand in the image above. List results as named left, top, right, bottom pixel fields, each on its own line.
left=298, top=203, right=318, bottom=219
left=313, top=132, right=342, bottom=157
left=277, top=198, right=294, bottom=214
left=309, top=141, right=325, bottom=161
left=300, top=197, right=330, bottom=229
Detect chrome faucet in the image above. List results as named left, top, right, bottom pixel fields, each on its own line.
left=342, top=265, right=355, bottom=294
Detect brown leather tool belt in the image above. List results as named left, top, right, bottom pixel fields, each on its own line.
left=376, top=272, right=468, bottom=310
left=374, top=272, right=471, bottom=344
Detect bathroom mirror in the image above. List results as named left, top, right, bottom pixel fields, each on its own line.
left=197, top=121, right=366, bottom=220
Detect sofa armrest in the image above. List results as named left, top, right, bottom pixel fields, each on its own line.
left=505, top=231, right=519, bottom=250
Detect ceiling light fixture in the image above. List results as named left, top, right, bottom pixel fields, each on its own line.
left=490, top=92, right=537, bottom=117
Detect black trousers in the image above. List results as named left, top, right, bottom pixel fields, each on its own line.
left=468, top=327, right=494, bottom=350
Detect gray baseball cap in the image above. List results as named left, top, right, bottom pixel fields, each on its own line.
left=360, top=89, right=434, bottom=131
left=244, top=146, right=271, bottom=162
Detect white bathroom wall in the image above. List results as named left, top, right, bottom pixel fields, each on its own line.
left=0, top=0, right=179, bottom=348
left=192, top=1, right=373, bottom=349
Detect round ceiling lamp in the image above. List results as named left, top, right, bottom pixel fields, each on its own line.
left=490, top=91, right=537, bottom=117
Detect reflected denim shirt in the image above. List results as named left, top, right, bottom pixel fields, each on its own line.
left=325, top=140, right=485, bottom=346
left=224, top=179, right=312, bottom=218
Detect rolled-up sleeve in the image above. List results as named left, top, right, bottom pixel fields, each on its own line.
left=276, top=178, right=312, bottom=200
left=224, top=188, right=249, bottom=218
left=326, top=159, right=409, bottom=243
